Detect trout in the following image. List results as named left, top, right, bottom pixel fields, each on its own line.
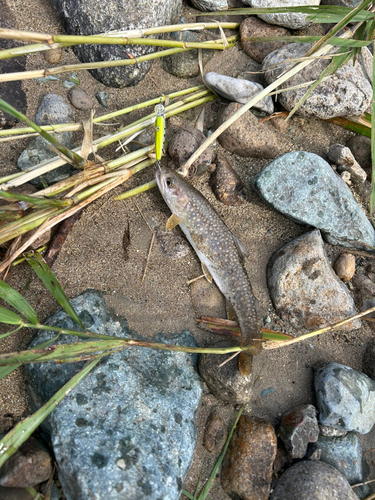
left=155, top=166, right=262, bottom=376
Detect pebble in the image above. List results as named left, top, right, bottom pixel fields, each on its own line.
left=352, top=274, right=375, bottom=317
left=35, top=94, right=73, bottom=125
left=189, top=278, right=226, bottom=319
left=203, top=412, right=227, bottom=453
left=209, top=154, right=244, bottom=206
left=278, top=404, right=319, bottom=459
left=328, top=144, right=367, bottom=183
left=50, top=0, right=183, bottom=87
left=270, top=460, right=359, bottom=499
left=44, top=47, right=63, bottom=64
left=317, top=432, right=371, bottom=498
left=252, top=151, right=375, bottom=251
left=25, top=290, right=202, bottom=500
left=168, top=125, right=212, bottom=178
left=347, top=135, right=372, bottom=172
left=333, top=253, right=356, bottom=282
left=221, top=416, right=277, bottom=500
left=0, top=1, right=27, bottom=128
left=198, top=340, right=253, bottom=404
left=240, top=16, right=290, bottom=63
left=0, top=436, right=52, bottom=487
left=340, top=170, right=352, bottom=185
left=314, top=362, right=375, bottom=434
left=261, top=387, right=274, bottom=397
left=262, top=45, right=372, bottom=119
left=267, top=230, right=361, bottom=331
left=363, top=339, right=375, bottom=380
left=95, top=91, right=109, bottom=108
left=163, top=48, right=212, bottom=79
left=319, top=424, right=347, bottom=438
left=241, top=0, right=320, bottom=29
left=190, top=0, right=228, bottom=10
left=204, top=72, right=274, bottom=114
left=218, top=102, right=279, bottom=158
left=67, top=87, right=94, bottom=110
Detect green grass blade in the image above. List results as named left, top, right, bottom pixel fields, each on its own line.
left=0, top=190, right=72, bottom=208
left=0, top=98, right=85, bottom=169
left=0, top=308, right=24, bottom=326
left=0, top=364, right=21, bottom=380
left=115, top=179, right=157, bottom=200
left=26, top=253, right=85, bottom=330
left=243, top=35, right=370, bottom=47
left=0, top=280, right=39, bottom=325
left=262, top=329, right=293, bottom=341
left=370, top=39, right=375, bottom=225
left=0, top=355, right=102, bottom=467
left=327, top=116, right=371, bottom=137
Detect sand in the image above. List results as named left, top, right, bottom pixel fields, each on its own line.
left=1, top=0, right=375, bottom=497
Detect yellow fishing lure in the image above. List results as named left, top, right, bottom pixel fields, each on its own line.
left=155, top=103, right=165, bottom=162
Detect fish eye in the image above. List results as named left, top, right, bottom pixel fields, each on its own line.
left=166, top=177, right=174, bottom=188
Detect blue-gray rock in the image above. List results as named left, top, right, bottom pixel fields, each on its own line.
left=270, top=460, right=359, bottom=500
left=17, top=133, right=76, bottom=188
left=95, top=91, right=109, bottom=108
left=267, top=230, right=361, bottom=331
left=241, top=0, right=320, bottom=29
left=278, top=404, right=320, bottom=459
left=50, top=0, right=182, bottom=88
left=35, top=94, right=73, bottom=126
left=318, top=433, right=371, bottom=499
left=190, top=0, right=228, bottom=10
left=252, top=151, right=375, bottom=251
left=314, top=363, right=375, bottom=434
left=204, top=72, right=274, bottom=113
left=25, top=290, right=202, bottom=500
left=262, top=44, right=372, bottom=119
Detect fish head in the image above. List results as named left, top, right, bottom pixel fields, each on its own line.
left=155, top=166, right=191, bottom=219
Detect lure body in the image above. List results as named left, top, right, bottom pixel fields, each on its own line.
left=155, top=103, right=165, bottom=162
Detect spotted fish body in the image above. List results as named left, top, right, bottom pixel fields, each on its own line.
left=156, top=166, right=262, bottom=376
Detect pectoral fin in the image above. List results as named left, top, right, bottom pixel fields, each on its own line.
left=201, top=262, right=213, bottom=283
left=225, top=299, right=237, bottom=322
left=166, top=214, right=183, bottom=230
left=231, top=233, right=249, bottom=262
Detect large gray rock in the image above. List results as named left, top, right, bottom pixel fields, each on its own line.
left=270, top=460, right=359, bottom=500
left=267, top=230, right=361, bottom=331
left=241, top=0, right=320, bottom=29
left=252, top=151, right=375, bottom=251
left=262, top=44, right=372, bottom=119
left=25, top=290, right=202, bottom=500
left=314, top=362, right=375, bottom=434
left=190, top=0, right=228, bottom=9
left=35, top=94, right=73, bottom=126
left=204, top=72, right=274, bottom=113
left=50, top=0, right=182, bottom=87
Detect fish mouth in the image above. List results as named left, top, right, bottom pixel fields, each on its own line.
left=155, top=169, right=163, bottom=194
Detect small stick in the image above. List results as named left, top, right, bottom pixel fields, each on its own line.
left=187, top=274, right=205, bottom=284
left=141, top=233, right=155, bottom=285
left=218, top=351, right=239, bottom=368
left=134, top=201, right=153, bottom=233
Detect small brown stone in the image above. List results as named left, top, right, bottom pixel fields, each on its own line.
left=209, top=155, right=244, bottom=206
left=67, top=87, right=94, bottom=111
left=240, top=17, right=290, bottom=64
left=44, top=47, right=63, bottom=64
left=221, top=415, right=277, bottom=500
left=218, top=102, right=279, bottom=158
left=203, top=412, right=227, bottom=454
left=333, top=253, right=355, bottom=282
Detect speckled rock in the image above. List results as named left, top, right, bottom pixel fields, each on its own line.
left=68, top=87, right=94, bottom=110
left=252, top=151, right=375, bottom=250
left=314, top=362, right=375, bottom=434
left=25, top=290, right=202, bottom=500
left=363, top=339, right=375, bottom=380
left=204, top=72, right=274, bottom=113
left=319, top=425, right=347, bottom=437
left=241, top=0, right=320, bottom=29
left=218, top=102, right=279, bottom=158
left=0, top=0, right=26, bottom=128
left=0, top=436, right=52, bottom=487
left=209, top=154, right=244, bottom=206
left=333, top=253, right=356, bottom=282
left=318, top=432, right=371, bottom=498
left=198, top=341, right=253, bottom=404
left=240, top=16, right=290, bottom=63
left=163, top=48, right=212, bottom=79
left=262, top=45, right=372, bottom=119
left=328, top=144, right=367, bottom=183
left=270, top=460, right=359, bottom=500
left=203, top=412, right=227, bottom=453
left=267, top=230, right=361, bottom=331
left=50, top=0, right=182, bottom=87
left=35, top=94, right=73, bottom=125
left=278, top=404, right=320, bottom=459
left=190, top=0, right=228, bottom=10
left=221, top=416, right=277, bottom=500
left=347, top=135, right=372, bottom=172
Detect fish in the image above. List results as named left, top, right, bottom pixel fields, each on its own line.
left=155, top=166, right=262, bottom=376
